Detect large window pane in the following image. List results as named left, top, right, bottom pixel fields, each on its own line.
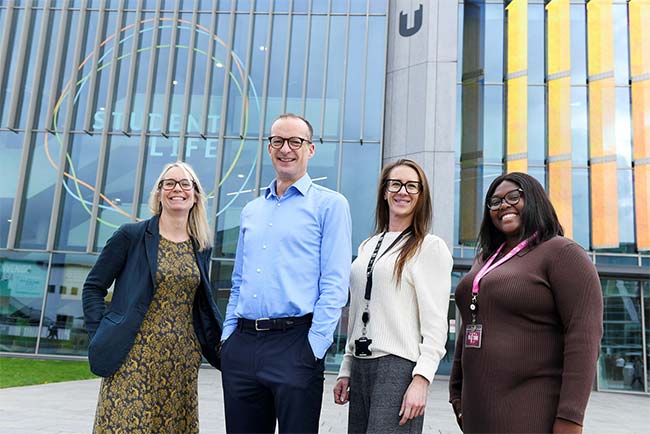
left=599, top=279, right=644, bottom=392
left=571, top=168, right=590, bottom=249
left=527, top=85, right=545, bottom=164
left=570, top=4, right=587, bottom=85
left=285, top=14, right=308, bottom=116
left=363, top=16, right=388, bottom=141
left=527, top=3, right=544, bottom=85
left=38, top=253, right=94, bottom=356
left=0, top=251, right=49, bottom=354
left=94, top=135, right=139, bottom=249
left=322, top=15, right=347, bottom=138
left=483, top=85, right=504, bottom=163
left=484, top=3, right=504, bottom=84
left=571, top=86, right=588, bottom=165
left=340, top=141, right=380, bottom=253
left=16, top=133, right=63, bottom=249
left=304, top=15, right=327, bottom=136
left=342, top=16, right=366, bottom=140
left=613, top=4, right=629, bottom=86
left=225, top=13, right=251, bottom=136
left=264, top=14, right=289, bottom=133
left=0, top=132, right=23, bottom=248
left=55, top=135, right=101, bottom=251
left=242, top=13, right=270, bottom=138
left=214, top=139, right=259, bottom=258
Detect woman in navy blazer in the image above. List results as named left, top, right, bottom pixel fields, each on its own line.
left=83, top=162, right=222, bottom=433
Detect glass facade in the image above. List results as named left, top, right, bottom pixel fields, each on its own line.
left=456, top=0, right=650, bottom=394
left=0, top=1, right=388, bottom=372
left=2, top=0, right=649, bottom=395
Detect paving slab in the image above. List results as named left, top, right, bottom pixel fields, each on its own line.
left=0, top=368, right=648, bottom=433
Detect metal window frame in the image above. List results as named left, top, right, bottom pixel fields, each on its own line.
left=46, top=0, right=90, bottom=251
left=236, top=0, right=256, bottom=138
left=317, top=0, right=333, bottom=139
left=6, top=4, right=34, bottom=130
left=298, top=0, right=313, bottom=117
left=199, top=0, right=219, bottom=139
left=121, top=0, right=144, bottom=135
left=0, top=0, right=16, bottom=126
left=7, top=1, right=53, bottom=249
left=335, top=7, right=351, bottom=192
left=44, top=6, right=72, bottom=132
left=131, top=0, right=163, bottom=219
left=87, top=1, right=127, bottom=252
left=160, top=2, right=181, bottom=138
left=81, top=0, right=108, bottom=133
left=177, top=0, right=200, bottom=156
left=279, top=0, right=294, bottom=114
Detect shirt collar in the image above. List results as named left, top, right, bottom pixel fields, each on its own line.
left=264, top=173, right=312, bottom=199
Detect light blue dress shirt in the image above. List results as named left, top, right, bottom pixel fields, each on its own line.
left=221, top=173, right=352, bottom=359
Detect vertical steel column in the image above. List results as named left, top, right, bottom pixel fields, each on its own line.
left=87, top=1, right=127, bottom=252
left=131, top=0, right=163, bottom=218
left=178, top=1, right=200, bottom=160
left=358, top=4, right=370, bottom=140
left=236, top=1, right=256, bottom=137
left=46, top=0, right=90, bottom=251
left=161, top=2, right=181, bottom=138
left=121, top=0, right=144, bottom=135
left=200, top=0, right=219, bottom=139
left=0, top=0, right=16, bottom=124
left=335, top=4, right=351, bottom=192
left=299, top=0, right=313, bottom=117
left=252, top=0, right=275, bottom=196
left=279, top=0, right=294, bottom=114
left=317, top=0, right=332, bottom=138
left=45, top=5, right=71, bottom=132
left=7, top=0, right=53, bottom=249
left=6, top=3, right=33, bottom=130
left=82, top=0, right=108, bottom=133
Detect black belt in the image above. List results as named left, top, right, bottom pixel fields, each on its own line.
left=238, top=314, right=312, bottom=332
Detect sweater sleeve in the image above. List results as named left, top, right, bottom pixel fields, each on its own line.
left=410, top=236, right=454, bottom=382
left=337, top=242, right=364, bottom=379
left=548, top=241, right=603, bottom=425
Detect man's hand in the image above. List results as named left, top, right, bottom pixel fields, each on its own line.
left=333, top=377, right=350, bottom=405
left=398, top=375, right=429, bottom=426
left=552, top=418, right=582, bottom=433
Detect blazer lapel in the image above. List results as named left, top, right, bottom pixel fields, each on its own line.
left=145, top=216, right=160, bottom=289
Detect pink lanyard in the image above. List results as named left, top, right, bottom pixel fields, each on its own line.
left=468, top=235, right=535, bottom=323
left=472, top=237, right=531, bottom=296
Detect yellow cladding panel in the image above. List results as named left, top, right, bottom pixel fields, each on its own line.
left=507, top=158, right=527, bottom=174
left=507, top=0, right=528, bottom=73
left=549, top=160, right=573, bottom=239
left=587, top=0, right=614, bottom=75
left=459, top=167, right=482, bottom=244
left=634, top=165, right=650, bottom=250
left=632, top=81, right=650, bottom=161
left=507, top=75, right=528, bottom=173
left=548, top=78, right=571, bottom=156
left=546, top=0, right=571, bottom=75
left=591, top=161, right=619, bottom=248
left=629, top=0, right=650, bottom=77
left=588, top=78, right=617, bottom=157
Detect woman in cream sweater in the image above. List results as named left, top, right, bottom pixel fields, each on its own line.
left=333, top=159, right=453, bottom=434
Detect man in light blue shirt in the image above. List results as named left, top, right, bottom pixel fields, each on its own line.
left=220, top=113, right=352, bottom=434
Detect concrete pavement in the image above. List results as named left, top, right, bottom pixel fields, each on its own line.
left=0, top=368, right=648, bottom=433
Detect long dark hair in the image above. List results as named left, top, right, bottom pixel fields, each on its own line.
left=477, top=172, right=563, bottom=261
left=373, top=159, right=432, bottom=285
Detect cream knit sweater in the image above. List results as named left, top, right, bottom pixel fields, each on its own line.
left=338, top=233, right=453, bottom=382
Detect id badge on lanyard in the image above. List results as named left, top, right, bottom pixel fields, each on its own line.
left=464, top=235, right=534, bottom=349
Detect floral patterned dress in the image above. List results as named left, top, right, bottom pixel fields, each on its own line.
left=93, top=237, right=202, bottom=434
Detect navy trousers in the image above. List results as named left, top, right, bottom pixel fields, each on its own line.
left=220, top=322, right=325, bottom=434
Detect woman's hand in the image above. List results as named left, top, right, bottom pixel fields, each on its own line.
left=552, top=418, right=582, bottom=433
left=399, top=375, right=429, bottom=426
left=333, top=377, right=350, bottom=405
left=450, top=398, right=463, bottom=430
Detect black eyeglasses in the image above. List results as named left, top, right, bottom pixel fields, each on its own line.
left=385, top=179, right=422, bottom=194
left=268, top=136, right=311, bottom=150
left=486, top=188, right=524, bottom=210
left=159, top=178, right=195, bottom=191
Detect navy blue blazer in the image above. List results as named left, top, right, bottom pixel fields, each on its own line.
left=82, top=215, right=222, bottom=377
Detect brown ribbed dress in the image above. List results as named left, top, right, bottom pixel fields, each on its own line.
left=449, top=236, right=603, bottom=434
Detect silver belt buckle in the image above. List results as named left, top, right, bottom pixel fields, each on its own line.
left=255, top=318, right=271, bottom=331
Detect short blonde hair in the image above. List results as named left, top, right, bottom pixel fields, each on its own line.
left=148, top=162, right=213, bottom=251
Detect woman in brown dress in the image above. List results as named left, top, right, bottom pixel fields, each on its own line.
left=83, top=162, right=221, bottom=433
left=449, top=172, right=603, bottom=434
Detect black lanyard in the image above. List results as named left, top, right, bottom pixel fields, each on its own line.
left=361, top=227, right=412, bottom=328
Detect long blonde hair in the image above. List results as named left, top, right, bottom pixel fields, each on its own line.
left=148, top=162, right=213, bottom=251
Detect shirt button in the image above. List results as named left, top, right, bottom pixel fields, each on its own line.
left=253, top=294, right=257, bottom=298
left=268, top=222, right=273, bottom=227
left=276, top=203, right=281, bottom=207
left=262, top=245, right=267, bottom=249
left=256, top=268, right=261, bottom=273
